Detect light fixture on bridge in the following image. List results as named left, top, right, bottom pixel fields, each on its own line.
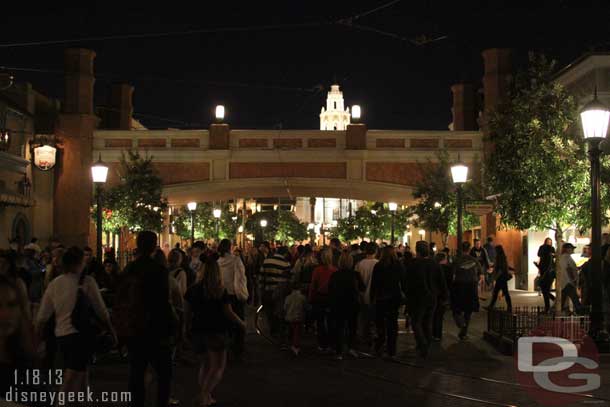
left=434, top=202, right=442, bottom=208
left=215, top=105, right=225, bottom=122
left=351, top=105, right=361, bottom=122
left=213, top=208, right=222, bottom=218
left=388, top=202, right=398, bottom=212
left=187, top=202, right=197, bottom=211
left=260, top=219, right=268, bottom=228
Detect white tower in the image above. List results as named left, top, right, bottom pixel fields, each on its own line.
left=319, top=84, right=351, bottom=130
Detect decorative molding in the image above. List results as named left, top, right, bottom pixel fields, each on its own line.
left=0, top=151, right=29, bottom=174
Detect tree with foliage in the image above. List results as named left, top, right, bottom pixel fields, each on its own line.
left=93, top=151, right=168, bottom=233
left=172, top=202, right=239, bottom=241
left=244, top=210, right=307, bottom=244
left=411, top=149, right=480, bottom=245
left=485, top=53, right=610, bottom=240
left=330, top=202, right=411, bottom=242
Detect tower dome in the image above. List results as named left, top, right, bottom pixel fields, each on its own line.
left=320, top=84, right=351, bottom=130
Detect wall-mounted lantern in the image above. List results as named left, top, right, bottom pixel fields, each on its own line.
left=30, top=134, right=58, bottom=171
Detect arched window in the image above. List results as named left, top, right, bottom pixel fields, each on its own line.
left=12, top=212, right=31, bottom=248
left=334, top=101, right=337, bottom=109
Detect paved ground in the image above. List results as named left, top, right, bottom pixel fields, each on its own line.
left=90, top=291, right=610, bottom=407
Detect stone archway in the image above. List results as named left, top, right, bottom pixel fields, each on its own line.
left=163, top=177, right=415, bottom=205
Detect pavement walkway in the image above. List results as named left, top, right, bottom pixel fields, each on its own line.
left=88, top=290, right=610, bottom=407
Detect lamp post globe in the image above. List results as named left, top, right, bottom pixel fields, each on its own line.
left=451, top=160, right=468, bottom=257
left=580, top=91, right=610, bottom=338
left=187, top=202, right=197, bottom=243
left=91, top=154, right=108, bottom=262
left=389, top=202, right=398, bottom=245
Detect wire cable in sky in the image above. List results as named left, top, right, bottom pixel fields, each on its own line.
left=0, top=66, right=318, bottom=93
left=0, top=21, right=327, bottom=48
left=352, top=0, right=402, bottom=20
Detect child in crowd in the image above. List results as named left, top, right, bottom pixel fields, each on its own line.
left=284, top=282, right=307, bottom=356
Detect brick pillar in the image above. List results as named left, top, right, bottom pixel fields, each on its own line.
left=107, top=83, right=133, bottom=130
left=481, top=48, right=511, bottom=125
left=480, top=49, right=511, bottom=240
left=450, top=83, right=477, bottom=131
left=209, top=123, right=230, bottom=149
left=346, top=123, right=367, bottom=149
left=54, top=49, right=99, bottom=247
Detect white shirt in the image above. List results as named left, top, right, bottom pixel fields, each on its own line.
left=36, top=272, right=110, bottom=337
left=356, top=258, right=378, bottom=305
left=218, top=253, right=248, bottom=301
left=558, top=253, right=578, bottom=290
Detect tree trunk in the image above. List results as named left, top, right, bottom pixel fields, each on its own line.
left=554, top=223, right=564, bottom=314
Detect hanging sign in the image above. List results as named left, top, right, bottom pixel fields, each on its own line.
left=33, top=145, right=57, bottom=171
left=465, top=201, right=494, bottom=216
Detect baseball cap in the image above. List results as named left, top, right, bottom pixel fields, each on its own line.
left=562, top=242, right=576, bottom=250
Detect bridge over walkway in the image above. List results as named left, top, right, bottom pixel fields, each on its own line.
left=94, top=125, right=482, bottom=205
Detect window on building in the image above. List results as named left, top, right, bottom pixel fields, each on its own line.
left=334, top=101, right=337, bottom=109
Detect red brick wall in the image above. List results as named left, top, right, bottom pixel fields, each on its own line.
left=170, top=138, right=200, bottom=148
left=366, top=162, right=422, bottom=186
left=138, top=138, right=166, bottom=148
left=239, top=138, right=267, bottom=148
left=308, top=138, right=336, bottom=148
left=230, top=162, right=346, bottom=179
left=445, top=139, right=473, bottom=149
left=273, top=139, right=302, bottom=148
left=105, top=138, right=132, bottom=148
left=410, top=139, right=439, bottom=149
left=376, top=139, right=405, bottom=148
left=105, top=162, right=210, bottom=186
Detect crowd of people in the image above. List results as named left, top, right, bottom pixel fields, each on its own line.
left=5, top=230, right=603, bottom=407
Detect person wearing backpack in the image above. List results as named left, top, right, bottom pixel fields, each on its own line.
left=217, top=239, right=248, bottom=361
left=115, top=231, right=176, bottom=407
left=451, top=242, right=482, bottom=340
left=36, top=246, right=116, bottom=396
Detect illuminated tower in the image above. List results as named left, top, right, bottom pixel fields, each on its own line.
left=320, top=84, right=350, bottom=130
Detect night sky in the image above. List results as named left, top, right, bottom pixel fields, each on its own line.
left=2, top=0, right=609, bottom=130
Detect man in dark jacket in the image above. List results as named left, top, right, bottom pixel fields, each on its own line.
left=452, top=242, right=482, bottom=340
left=116, top=231, right=174, bottom=407
left=405, top=241, right=443, bottom=358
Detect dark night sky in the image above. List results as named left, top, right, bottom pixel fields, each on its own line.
left=2, top=0, right=609, bottom=130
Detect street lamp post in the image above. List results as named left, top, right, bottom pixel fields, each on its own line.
left=187, top=202, right=197, bottom=243
left=213, top=208, right=222, bottom=241
left=451, top=160, right=468, bottom=257
left=389, top=202, right=398, bottom=245
left=580, top=91, right=609, bottom=336
left=91, top=155, right=109, bottom=262
left=260, top=219, right=267, bottom=241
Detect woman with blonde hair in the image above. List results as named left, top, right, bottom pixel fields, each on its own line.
left=309, top=248, right=337, bottom=352
left=184, top=254, right=246, bottom=407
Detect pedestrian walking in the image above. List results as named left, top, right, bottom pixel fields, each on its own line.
left=260, top=246, right=291, bottom=338
left=355, top=242, right=378, bottom=349
left=432, top=252, right=452, bottom=340
left=217, top=239, right=248, bottom=361
left=328, top=250, right=364, bottom=360
left=536, top=238, right=556, bottom=312
left=404, top=241, right=440, bottom=358
left=283, top=282, right=307, bottom=356
left=451, top=242, right=481, bottom=340
left=470, top=238, right=491, bottom=295
left=115, top=231, right=177, bottom=407
left=558, top=243, right=583, bottom=314
left=184, top=254, right=246, bottom=407
left=36, top=247, right=116, bottom=398
left=370, top=246, right=405, bottom=358
left=486, top=245, right=513, bottom=311
left=309, top=248, right=337, bottom=352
